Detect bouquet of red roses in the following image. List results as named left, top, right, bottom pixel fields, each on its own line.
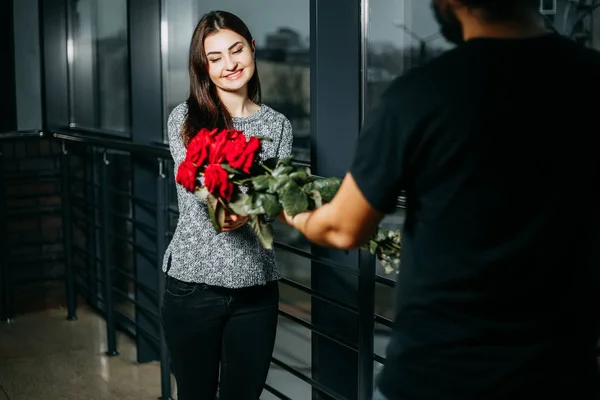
left=175, top=127, right=401, bottom=273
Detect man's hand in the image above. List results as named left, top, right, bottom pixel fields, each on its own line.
left=277, top=209, right=297, bottom=226
left=275, top=173, right=384, bottom=249
left=221, top=212, right=249, bottom=232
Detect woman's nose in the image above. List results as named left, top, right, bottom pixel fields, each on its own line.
left=224, top=57, right=237, bottom=71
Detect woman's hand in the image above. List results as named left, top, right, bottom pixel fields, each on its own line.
left=220, top=211, right=249, bottom=232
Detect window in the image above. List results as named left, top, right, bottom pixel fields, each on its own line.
left=364, top=1, right=453, bottom=372
left=163, top=0, right=311, bottom=162
left=69, top=0, right=130, bottom=134
left=365, top=0, right=453, bottom=108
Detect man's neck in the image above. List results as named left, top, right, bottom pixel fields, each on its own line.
left=461, top=12, right=550, bottom=41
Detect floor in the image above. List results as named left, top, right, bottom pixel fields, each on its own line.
left=0, top=306, right=176, bottom=400
left=0, top=281, right=388, bottom=400
left=0, top=305, right=328, bottom=400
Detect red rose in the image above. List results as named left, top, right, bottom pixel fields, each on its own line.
left=208, top=129, right=230, bottom=164
left=228, top=136, right=261, bottom=173
left=223, top=134, right=247, bottom=165
left=175, top=160, right=198, bottom=192
left=204, top=164, right=234, bottom=200
left=186, top=129, right=213, bottom=166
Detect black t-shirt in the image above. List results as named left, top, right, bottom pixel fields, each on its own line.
left=350, top=33, right=600, bottom=399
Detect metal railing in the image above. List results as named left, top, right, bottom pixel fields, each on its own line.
left=0, top=130, right=400, bottom=400
left=0, top=130, right=64, bottom=323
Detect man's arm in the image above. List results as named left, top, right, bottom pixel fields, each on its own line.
left=280, top=173, right=385, bottom=249
left=279, top=86, right=411, bottom=250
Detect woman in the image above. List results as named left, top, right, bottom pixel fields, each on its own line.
left=161, top=10, right=293, bottom=400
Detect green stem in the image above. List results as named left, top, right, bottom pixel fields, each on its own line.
left=233, top=177, right=255, bottom=185
left=261, top=164, right=274, bottom=174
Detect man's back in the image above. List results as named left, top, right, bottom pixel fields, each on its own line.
left=355, top=33, right=600, bottom=398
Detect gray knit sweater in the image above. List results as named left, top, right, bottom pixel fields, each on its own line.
left=162, top=102, right=293, bottom=288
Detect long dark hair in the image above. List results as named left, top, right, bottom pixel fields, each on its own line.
left=183, top=11, right=262, bottom=146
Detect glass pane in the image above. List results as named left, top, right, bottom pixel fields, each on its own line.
left=376, top=207, right=405, bottom=279
left=542, top=1, right=600, bottom=51
left=70, top=0, right=130, bottom=133
left=164, top=0, right=311, bottom=162
left=366, top=0, right=454, bottom=107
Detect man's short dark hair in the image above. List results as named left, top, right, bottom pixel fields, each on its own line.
left=459, top=0, right=539, bottom=21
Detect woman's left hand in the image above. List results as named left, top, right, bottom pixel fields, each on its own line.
left=221, top=212, right=249, bottom=232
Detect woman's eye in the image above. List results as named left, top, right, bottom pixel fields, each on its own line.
left=209, top=58, right=221, bottom=63
left=233, top=48, right=243, bottom=54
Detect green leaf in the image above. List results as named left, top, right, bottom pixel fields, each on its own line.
left=276, top=156, right=294, bottom=167
left=309, top=189, right=323, bottom=208
left=249, top=215, right=274, bottom=249
left=245, top=200, right=266, bottom=215
left=217, top=203, right=227, bottom=229
left=368, top=240, right=378, bottom=254
left=253, top=193, right=282, bottom=217
left=279, top=180, right=309, bottom=216
left=289, top=168, right=310, bottom=184
left=302, top=181, right=315, bottom=193
left=268, top=174, right=291, bottom=194
left=272, top=164, right=295, bottom=178
left=252, top=135, right=273, bottom=142
left=205, top=194, right=220, bottom=232
left=227, top=193, right=252, bottom=216
left=251, top=175, right=271, bottom=192
left=313, top=177, right=342, bottom=202
left=221, top=163, right=244, bottom=175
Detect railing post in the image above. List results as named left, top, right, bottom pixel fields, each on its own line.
left=100, top=150, right=118, bottom=356
left=357, top=250, right=376, bottom=399
left=156, top=158, right=173, bottom=400
left=61, top=141, right=77, bottom=321
left=0, top=146, right=13, bottom=324
left=86, top=150, right=98, bottom=305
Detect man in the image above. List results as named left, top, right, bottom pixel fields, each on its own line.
left=281, top=0, right=600, bottom=398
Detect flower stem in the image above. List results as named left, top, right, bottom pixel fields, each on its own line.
left=261, top=164, right=274, bottom=174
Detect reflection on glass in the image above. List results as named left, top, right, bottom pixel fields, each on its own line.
left=366, top=0, right=453, bottom=107
left=376, top=208, right=405, bottom=279
left=70, top=0, right=130, bottom=133
left=366, top=1, right=600, bottom=106
left=164, top=0, right=311, bottom=162
left=541, top=1, right=600, bottom=50
left=373, top=360, right=385, bottom=394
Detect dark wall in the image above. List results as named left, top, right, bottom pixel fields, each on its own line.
left=0, top=0, right=17, bottom=132
left=1, top=138, right=65, bottom=318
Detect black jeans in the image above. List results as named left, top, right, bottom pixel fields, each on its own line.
left=161, top=274, right=279, bottom=400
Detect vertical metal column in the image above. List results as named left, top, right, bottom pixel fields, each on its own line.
left=61, top=141, right=77, bottom=320
left=357, top=252, right=376, bottom=399
left=100, top=150, right=118, bottom=356
left=358, top=0, right=376, bottom=397
left=156, top=159, right=173, bottom=400
left=310, top=0, right=363, bottom=398
left=128, top=0, right=163, bottom=364
left=87, top=149, right=98, bottom=304
left=0, top=145, right=13, bottom=323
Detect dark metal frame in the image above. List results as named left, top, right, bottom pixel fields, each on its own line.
left=1, top=0, right=18, bottom=132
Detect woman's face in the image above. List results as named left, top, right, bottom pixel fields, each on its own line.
left=204, top=29, right=256, bottom=94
